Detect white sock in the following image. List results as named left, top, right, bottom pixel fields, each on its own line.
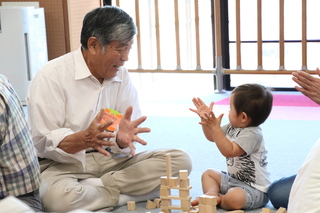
left=79, top=178, right=160, bottom=207
left=117, top=190, right=160, bottom=206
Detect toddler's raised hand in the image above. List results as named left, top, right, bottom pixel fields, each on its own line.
left=199, top=111, right=223, bottom=129
left=190, top=97, right=214, bottom=118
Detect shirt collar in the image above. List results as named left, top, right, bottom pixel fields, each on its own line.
left=74, top=48, right=92, bottom=80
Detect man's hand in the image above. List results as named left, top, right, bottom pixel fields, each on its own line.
left=190, top=97, right=214, bottom=118
left=292, top=68, right=320, bottom=105
left=87, top=108, right=116, bottom=156
left=58, top=108, right=115, bottom=156
left=116, top=106, right=150, bottom=156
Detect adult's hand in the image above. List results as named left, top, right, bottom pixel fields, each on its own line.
left=292, top=68, right=320, bottom=105
left=116, top=106, right=150, bottom=156
left=58, top=108, right=116, bottom=156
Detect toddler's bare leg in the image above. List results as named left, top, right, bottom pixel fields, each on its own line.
left=191, top=169, right=222, bottom=206
left=219, top=187, right=246, bottom=210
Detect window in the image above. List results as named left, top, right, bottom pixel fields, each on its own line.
left=111, top=0, right=213, bottom=71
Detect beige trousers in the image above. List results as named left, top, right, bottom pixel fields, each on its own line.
left=39, top=148, right=192, bottom=212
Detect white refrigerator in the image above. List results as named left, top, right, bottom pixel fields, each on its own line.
left=0, top=3, right=48, bottom=104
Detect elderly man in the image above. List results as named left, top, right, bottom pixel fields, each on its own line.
left=27, top=6, right=192, bottom=212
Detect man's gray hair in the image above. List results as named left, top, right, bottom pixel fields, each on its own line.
left=81, top=6, right=137, bottom=49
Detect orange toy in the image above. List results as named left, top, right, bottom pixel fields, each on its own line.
left=100, top=108, right=122, bottom=132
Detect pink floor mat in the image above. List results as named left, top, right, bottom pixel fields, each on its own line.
left=215, top=94, right=319, bottom=107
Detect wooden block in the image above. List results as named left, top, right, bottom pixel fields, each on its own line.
left=199, top=195, right=217, bottom=205
left=160, top=199, right=172, bottom=207
left=179, top=189, right=190, bottom=198
left=205, top=195, right=217, bottom=206
left=206, top=204, right=217, bottom=213
left=276, top=207, right=287, bottom=213
left=160, top=176, right=168, bottom=185
left=160, top=186, right=170, bottom=196
left=127, top=201, right=136, bottom=211
left=179, top=170, right=188, bottom=179
left=199, top=195, right=206, bottom=205
left=262, top=208, right=273, bottom=213
left=199, top=204, right=206, bottom=213
left=168, top=177, right=179, bottom=186
left=146, top=199, right=157, bottom=209
left=181, top=198, right=191, bottom=209
left=154, top=198, right=161, bottom=208
left=166, top=153, right=172, bottom=178
left=226, top=210, right=244, bottom=213
left=179, top=179, right=190, bottom=188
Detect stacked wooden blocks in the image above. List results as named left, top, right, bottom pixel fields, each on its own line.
left=160, top=153, right=192, bottom=213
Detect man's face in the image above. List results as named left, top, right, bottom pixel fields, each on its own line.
left=90, top=39, right=134, bottom=81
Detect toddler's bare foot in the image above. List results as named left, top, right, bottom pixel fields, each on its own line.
left=191, top=193, right=221, bottom=206
left=191, top=197, right=200, bottom=206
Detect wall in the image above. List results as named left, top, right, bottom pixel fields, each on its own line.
left=0, top=0, right=102, bottom=60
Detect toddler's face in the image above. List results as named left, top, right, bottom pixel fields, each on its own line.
left=228, top=94, right=244, bottom=128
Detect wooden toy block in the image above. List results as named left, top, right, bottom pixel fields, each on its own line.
left=204, top=195, right=217, bottom=206
left=226, top=210, right=244, bottom=213
left=181, top=203, right=191, bottom=210
left=199, top=204, right=206, bottom=213
left=168, top=177, right=179, bottom=186
left=126, top=201, right=136, bottom=211
left=166, top=153, right=172, bottom=178
left=206, top=204, right=217, bottom=213
left=160, top=176, right=168, bottom=185
left=146, top=199, right=157, bottom=209
left=179, top=170, right=188, bottom=179
left=160, top=199, right=172, bottom=207
left=154, top=198, right=161, bottom=208
left=179, top=179, right=190, bottom=188
left=181, top=199, right=191, bottom=208
left=262, top=208, right=273, bottom=213
left=160, top=186, right=170, bottom=196
left=199, top=196, right=206, bottom=205
left=179, top=189, right=190, bottom=198
left=276, top=207, right=287, bottom=213
left=198, top=195, right=218, bottom=205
